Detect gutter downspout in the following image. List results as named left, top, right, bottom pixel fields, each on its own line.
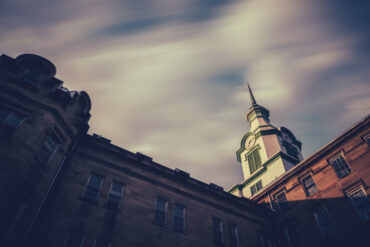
left=20, top=136, right=80, bottom=247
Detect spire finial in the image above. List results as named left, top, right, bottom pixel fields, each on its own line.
left=247, top=83, right=257, bottom=105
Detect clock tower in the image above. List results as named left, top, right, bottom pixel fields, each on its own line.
left=229, top=84, right=303, bottom=198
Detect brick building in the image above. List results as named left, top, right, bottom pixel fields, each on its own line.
left=0, top=53, right=369, bottom=247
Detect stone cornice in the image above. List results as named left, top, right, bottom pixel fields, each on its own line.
left=229, top=151, right=299, bottom=193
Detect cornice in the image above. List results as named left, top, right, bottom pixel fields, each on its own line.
left=0, top=86, right=78, bottom=137
left=229, top=151, right=297, bottom=193
left=75, top=147, right=275, bottom=224
left=251, top=114, right=370, bottom=201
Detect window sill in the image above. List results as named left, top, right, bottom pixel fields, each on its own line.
left=173, top=228, right=186, bottom=234
left=335, top=171, right=353, bottom=180
left=305, top=190, right=320, bottom=198
left=103, top=204, right=122, bottom=213
left=152, top=221, right=168, bottom=229
left=79, top=196, right=99, bottom=205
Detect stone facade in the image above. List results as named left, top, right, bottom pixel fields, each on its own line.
left=0, top=53, right=275, bottom=247
left=0, top=53, right=369, bottom=247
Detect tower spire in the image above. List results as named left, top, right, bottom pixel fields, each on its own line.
left=247, top=83, right=257, bottom=105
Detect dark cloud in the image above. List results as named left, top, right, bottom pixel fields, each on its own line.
left=1, top=0, right=369, bottom=188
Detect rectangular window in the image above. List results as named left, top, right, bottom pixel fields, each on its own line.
left=94, top=238, right=111, bottom=247
left=21, top=69, right=43, bottom=86
left=174, top=204, right=185, bottom=232
left=0, top=108, right=26, bottom=138
left=154, top=197, right=168, bottom=226
left=213, top=217, right=224, bottom=246
left=247, top=148, right=262, bottom=174
left=330, top=154, right=351, bottom=178
left=364, top=134, right=370, bottom=146
left=313, top=206, right=335, bottom=238
left=302, top=174, right=318, bottom=196
left=347, top=187, right=370, bottom=221
left=84, top=174, right=104, bottom=202
left=275, top=191, right=288, bottom=212
left=35, top=135, right=60, bottom=167
left=106, top=181, right=124, bottom=209
left=65, top=231, right=85, bottom=247
left=229, top=224, right=239, bottom=247
left=250, top=180, right=263, bottom=196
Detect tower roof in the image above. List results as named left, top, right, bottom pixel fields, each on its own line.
left=248, top=83, right=257, bottom=106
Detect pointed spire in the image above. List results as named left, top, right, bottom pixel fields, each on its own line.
left=247, top=83, right=257, bottom=105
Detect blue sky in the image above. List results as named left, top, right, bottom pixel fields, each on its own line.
left=1, top=0, right=369, bottom=188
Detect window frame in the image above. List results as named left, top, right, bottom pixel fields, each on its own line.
left=245, top=147, right=262, bottom=175
left=329, top=153, right=351, bottom=179
left=250, top=180, right=263, bottom=196
left=106, top=180, right=125, bottom=209
left=362, top=133, right=370, bottom=146
left=229, top=223, right=239, bottom=247
left=154, top=197, right=168, bottom=227
left=274, top=189, right=288, bottom=212
left=347, top=186, right=370, bottom=222
left=173, top=203, right=186, bottom=233
left=83, top=173, right=104, bottom=203
left=313, top=205, right=336, bottom=238
left=0, top=107, right=28, bottom=138
left=212, top=217, right=224, bottom=246
left=300, top=173, right=319, bottom=197
left=35, top=134, right=61, bottom=168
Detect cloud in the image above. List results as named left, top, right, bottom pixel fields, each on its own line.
left=1, top=0, right=369, bottom=188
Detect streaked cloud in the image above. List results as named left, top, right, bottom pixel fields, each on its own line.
left=1, top=0, right=369, bottom=188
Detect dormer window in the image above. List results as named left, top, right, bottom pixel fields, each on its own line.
left=21, top=69, right=43, bottom=86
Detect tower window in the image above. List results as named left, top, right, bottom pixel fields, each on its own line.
left=174, top=204, right=186, bottom=232
left=313, top=206, right=335, bottom=238
left=154, top=197, right=168, bottom=226
left=106, top=181, right=125, bottom=209
left=212, top=217, right=224, bottom=246
left=301, top=174, right=318, bottom=197
left=284, top=143, right=299, bottom=160
left=250, top=180, right=263, bottom=196
left=229, top=224, right=239, bottom=247
left=83, top=173, right=104, bottom=202
left=347, top=187, right=370, bottom=222
left=247, top=148, right=262, bottom=174
left=330, top=154, right=351, bottom=178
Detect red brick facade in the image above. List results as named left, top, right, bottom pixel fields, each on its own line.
left=252, top=115, right=370, bottom=246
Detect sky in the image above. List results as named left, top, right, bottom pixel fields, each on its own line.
left=1, top=0, right=369, bottom=189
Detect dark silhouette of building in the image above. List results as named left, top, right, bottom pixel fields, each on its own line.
left=0, top=53, right=369, bottom=247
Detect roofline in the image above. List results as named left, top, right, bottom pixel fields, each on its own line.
left=251, top=114, right=370, bottom=201
left=82, top=133, right=272, bottom=215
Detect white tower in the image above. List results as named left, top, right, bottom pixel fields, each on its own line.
left=229, top=84, right=303, bottom=198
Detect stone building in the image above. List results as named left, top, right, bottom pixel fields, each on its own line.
left=0, top=53, right=369, bottom=247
